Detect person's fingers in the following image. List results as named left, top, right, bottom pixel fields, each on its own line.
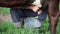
left=25, top=5, right=39, bottom=12
left=38, top=10, right=42, bottom=15
left=32, top=6, right=39, bottom=12
left=27, top=5, right=42, bottom=15
left=24, top=5, right=42, bottom=14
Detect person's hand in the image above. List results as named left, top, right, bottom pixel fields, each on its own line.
left=26, top=5, right=39, bottom=12
left=26, top=5, right=42, bottom=15
left=37, top=10, right=42, bottom=15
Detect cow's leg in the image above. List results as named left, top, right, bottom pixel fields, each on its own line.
left=48, top=0, right=59, bottom=34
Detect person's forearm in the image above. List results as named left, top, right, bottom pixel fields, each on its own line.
left=21, top=5, right=42, bottom=15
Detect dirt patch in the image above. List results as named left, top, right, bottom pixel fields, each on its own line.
left=0, top=14, right=12, bottom=22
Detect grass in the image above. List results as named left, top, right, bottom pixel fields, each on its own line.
left=0, top=7, right=10, bottom=15
left=0, top=17, right=60, bottom=34
left=0, top=18, right=49, bottom=34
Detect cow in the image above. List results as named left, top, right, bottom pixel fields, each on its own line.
left=0, top=0, right=60, bottom=34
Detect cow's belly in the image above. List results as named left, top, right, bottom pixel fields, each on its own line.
left=32, top=0, right=42, bottom=7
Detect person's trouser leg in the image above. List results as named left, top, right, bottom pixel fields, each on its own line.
left=10, top=8, right=23, bottom=28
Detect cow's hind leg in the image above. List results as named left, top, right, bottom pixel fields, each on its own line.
left=48, top=0, right=59, bottom=34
